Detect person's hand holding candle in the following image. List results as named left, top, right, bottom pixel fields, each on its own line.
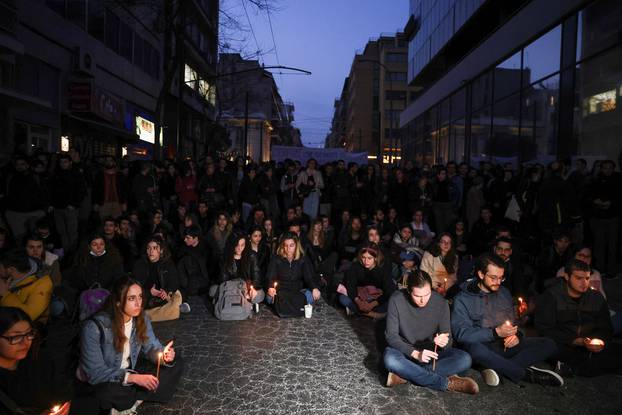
left=504, top=334, right=520, bottom=349
left=517, top=297, right=528, bottom=317
left=268, top=282, right=277, bottom=298
left=47, top=402, right=71, bottom=415
left=163, top=340, right=175, bottom=363
left=433, top=333, right=449, bottom=348
left=496, top=320, right=517, bottom=338
left=584, top=338, right=605, bottom=353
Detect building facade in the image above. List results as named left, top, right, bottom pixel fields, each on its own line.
left=217, top=53, right=299, bottom=162
left=327, top=33, right=416, bottom=163
left=400, top=0, right=622, bottom=168
left=0, top=0, right=218, bottom=161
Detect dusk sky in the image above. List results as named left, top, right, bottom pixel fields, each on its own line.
left=224, top=0, right=409, bottom=148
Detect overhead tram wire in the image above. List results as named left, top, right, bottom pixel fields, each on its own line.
left=240, top=0, right=264, bottom=64
left=264, top=0, right=284, bottom=86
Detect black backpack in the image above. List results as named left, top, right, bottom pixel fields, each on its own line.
left=274, top=289, right=306, bottom=318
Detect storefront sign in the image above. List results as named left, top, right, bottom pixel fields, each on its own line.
left=92, top=87, right=124, bottom=126
left=135, top=116, right=155, bottom=143
left=68, top=81, right=92, bottom=112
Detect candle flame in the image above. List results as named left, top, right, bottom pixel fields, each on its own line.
left=51, top=405, right=60, bottom=413
left=505, top=320, right=511, bottom=326
left=274, top=282, right=278, bottom=288
left=444, top=278, right=447, bottom=282
left=518, top=297, right=523, bottom=303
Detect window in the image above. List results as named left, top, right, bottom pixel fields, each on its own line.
left=451, top=87, right=466, bottom=120
left=472, top=70, right=492, bottom=111
left=494, top=51, right=522, bottom=100
left=88, top=2, right=105, bottom=41
left=119, top=21, right=133, bottom=61
left=105, top=9, right=120, bottom=53
left=385, top=53, right=407, bottom=63
left=522, top=25, right=561, bottom=87
left=577, top=0, right=622, bottom=63
left=385, top=72, right=407, bottom=82
left=573, top=44, right=622, bottom=160
left=451, top=118, right=466, bottom=163
left=470, top=106, right=491, bottom=164
left=492, top=93, right=521, bottom=166
left=521, top=75, right=559, bottom=164
left=385, top=90, right=406, bottom=101
left=134, top=35, right=143, bottom=69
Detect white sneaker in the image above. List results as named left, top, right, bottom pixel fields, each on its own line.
left=481, top=368, right=500, bottom=386
left=253, top=303, right=259, bottom=313
left=111, top=400, right=143, bottom=415
left=180, top=302, right=191, bottom=313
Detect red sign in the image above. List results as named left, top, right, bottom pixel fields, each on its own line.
left=68, top=81, right=92, bottom=112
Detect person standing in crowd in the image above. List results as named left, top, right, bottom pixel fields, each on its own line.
left=451, top=254, right=562, bottom=387
left=585, top=160, right=621, bottom=278
left=239, top=165, right=261, bottom=222
left=5, top=156, right=47, bottom=243
left=296, top=159, right=324, bottom=220
left=75, top=276, right=183, bottom=414
left=92, top=156, right=128, bottom=220
left=175, top=160, right=198, bottom=212
left=132, top=162, right=160, bottom=214
left=384, top=270, right=478, bottom=394
left=49, top=154, right=87, bottom=255
left=197, top=162, right=225, bottom=212
left=536, top=228, right=573, bottom=293
left=536, top=259, right=622, bottom=377
left=493, top=237, right=530, bottom=300
left=258, top=165, right=281, bottom=221
left=431, top=168, right=456, bottom=234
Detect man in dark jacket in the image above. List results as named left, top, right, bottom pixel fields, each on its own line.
left=536, top=229, right=572, bottom=293
left=50, top=154, right=87, bottom=254
left=493, top=237, right=530, bottom=299
left=451, top=254, right=562, bottom=387
left=131, top=162, right=160, bottom=214
left=177, top=225, right=210, bottom=296
left=5, top=156, right=46, bottom=243
left=384, top=270, right=478, bottom=394
left=535, top=259, right=622, bottom=377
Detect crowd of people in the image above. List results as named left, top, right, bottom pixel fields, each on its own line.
left=0, top=148, right=621, bottom=413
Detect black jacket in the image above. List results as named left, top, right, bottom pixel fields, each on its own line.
left=6, top=171, right=46, bottom=212
left=69, top=252, right=124, bottom=292
left=535, top=280, right=612, bottom=346
left=132, top=257, right=180, bottom=293
left=220, top=253, right=263, bottom=289
left=344, top=261, right=395, bottom=305
left=50, top=168, right=87, bottom=209
left=92, top=170, right=128, bottom=206
left=177, top=241, right=210, bottom=294
left=266, top=254, right=317, bottom=293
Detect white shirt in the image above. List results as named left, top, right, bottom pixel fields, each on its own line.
left=120, top=319, right=133, bottom=370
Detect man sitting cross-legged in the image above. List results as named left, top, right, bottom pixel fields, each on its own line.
left=383, top=269, right=479, bottom=394
left=451, top=253, right=563, bottom=387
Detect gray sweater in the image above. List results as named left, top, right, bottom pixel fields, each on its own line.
left=385, top=289, right=452, bottom=357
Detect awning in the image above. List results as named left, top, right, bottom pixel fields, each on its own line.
left=65, top=113, right=139, bottom=141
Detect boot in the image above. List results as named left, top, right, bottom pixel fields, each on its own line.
left=447, top=375, right=479, bottom=395
left=386, top=372, right=407, bottom=387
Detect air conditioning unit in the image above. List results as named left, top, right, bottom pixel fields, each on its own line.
left=74, top=47, right=95, bottom=77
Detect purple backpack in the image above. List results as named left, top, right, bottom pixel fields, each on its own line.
left=79, top=285, right=111, bottom=321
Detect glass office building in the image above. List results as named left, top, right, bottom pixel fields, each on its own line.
left=401, top=0, right=622, bottom=167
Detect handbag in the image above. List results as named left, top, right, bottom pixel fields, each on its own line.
left=274, top=289, right=306, bottom=318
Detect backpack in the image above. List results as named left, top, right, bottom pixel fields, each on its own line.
left=214, top=279, right=252, bottom=321
left=79, top=284, right=110, bottom=321
left=274, top=289, right=306, bottom=318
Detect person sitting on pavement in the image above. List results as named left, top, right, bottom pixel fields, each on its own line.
left=214, top=233, right=265, bottom=308
left=24, top=233, right=62, bottom=287
left=451, top=253, right=563, bottom=387
left=384, top=270, right=478, bottom=394
left=554, top=245, right=622, bottom=335
left=75, top=275, right=183, bottom=414
left=176, top=225, right=211, bottom=297
left=265, top=232, right=320, bottom=310
left=68, top=234, right=124, bottom=293
left=493, top=236, right=531, bottom=301
left=390, top=224, right=423, bottom=270
left=0, top=249, right=53, bottom=325
left=420, top=233, right=459, bottom=298
left=536, top=228, right=573, bottom=293
left=0, top=307, right=72, bottom=415
left=535, top=259, right=622, bottom=377
left=338, top=243, right=395, bottom=319
left=132, top=236, right=189, bottom=322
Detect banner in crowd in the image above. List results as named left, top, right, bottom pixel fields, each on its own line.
left=271, top=145, right=368, bottom=165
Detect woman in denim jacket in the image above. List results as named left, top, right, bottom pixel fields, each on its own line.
left=75, top=275, right=183, bottom=414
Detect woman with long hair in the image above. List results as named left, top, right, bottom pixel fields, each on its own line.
left=262, top=217, right=278, bottom=254
left=306, top=219, right=338, bottom=290
left=420, top=233, right=459, bottom=297
left=77, top=276, right=183, bottom=413
left=0, top=307, right=72, bottom=415
left=339, top=243, right=395, bottom=319
left=266, top=232, right=320, bottom=313
left=248, top=225, right=271, bottom=277
left=218, top=233, right=264, bottom=306
left=132, top=237, right=189, bottom=322
left=205, top=212, right=232, bottom=278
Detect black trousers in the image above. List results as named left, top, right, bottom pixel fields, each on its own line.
left=557, top=343, right=622, bottom=377
left=71, top=355, right=184, bottom=414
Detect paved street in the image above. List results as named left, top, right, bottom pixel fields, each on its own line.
left=139, top=283, right=622, bottom=415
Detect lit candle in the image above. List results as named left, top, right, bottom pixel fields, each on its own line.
left=273, top=282, right=278, bottom=298
left=518, top=297, right=525, bottom=316
left=443, top=278, right=448, bottom=292
left=50, top=405, right=61, bottom=415
left=504, top=320, right=511, bottom=352
left=588, top=338, right=604, bottom=346
left=156, top=352, right=163, bottom=379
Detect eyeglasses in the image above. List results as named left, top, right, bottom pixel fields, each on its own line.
left=1, top=330, right=37, bottom=345
left=485, top=273, right=505, bottom=283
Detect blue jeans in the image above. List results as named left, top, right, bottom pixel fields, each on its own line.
left=462, top=337, right=558, bottom=383
left=338, top=294, right=387, bottom=314
left=383, top=347, right=472, bottom=391
left=266, top=289, right=314, bottom=305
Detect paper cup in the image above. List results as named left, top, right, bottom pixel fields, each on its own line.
left=304, top=304, right=313, bottom=318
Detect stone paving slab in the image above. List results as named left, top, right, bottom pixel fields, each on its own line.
left=139, top=297, right=622, bottom=415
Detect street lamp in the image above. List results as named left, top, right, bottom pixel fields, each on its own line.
left=360, top=59, right=393, bottom=164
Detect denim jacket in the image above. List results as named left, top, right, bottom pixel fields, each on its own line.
left=78, top=312, right=163, bottom=385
